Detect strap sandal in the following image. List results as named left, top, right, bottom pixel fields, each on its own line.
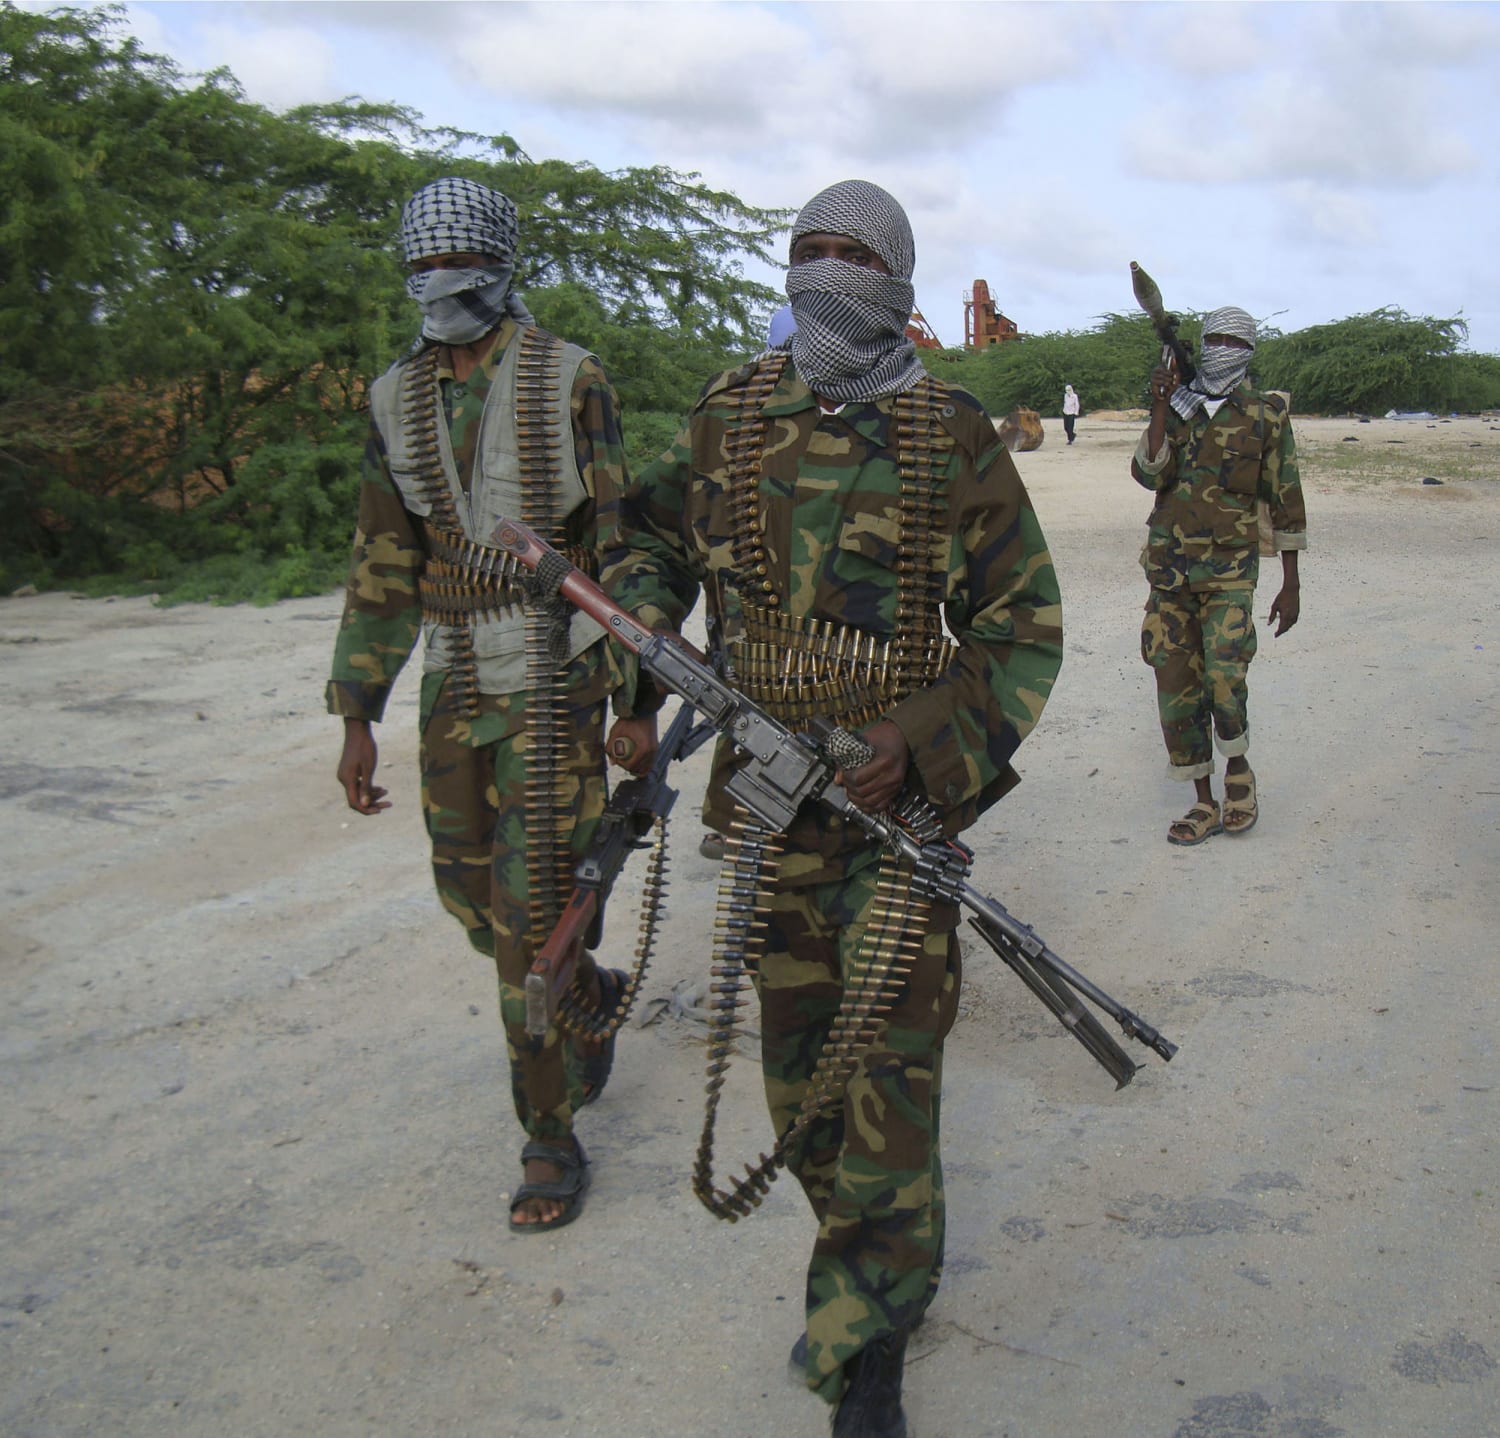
left=508, top=1138, right=590, bottom=1234
left=1167, top=800, right=1222, bottom=847
left=1222, top=767, right=1258, bottom=835
left=579, top=968, right=628, bottom=1106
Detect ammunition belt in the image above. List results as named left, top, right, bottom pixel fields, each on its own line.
left=730, top=603, right=955, bottom=733
left=721, top=358, right=956, bottom=711
left=691, top=359, right=957, bottom=1220
left=691, top=815, right=935, bottom=1222
left=418, top=529, right=596, bottom=626
left=515, top=327, right=574, bottom=937
left=400, top=329, right=580, bottom=936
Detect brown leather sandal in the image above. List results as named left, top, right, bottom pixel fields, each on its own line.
left=1223, top=767, right=1258, bottom=835
left=1167, top=800, right=1222, bottom=846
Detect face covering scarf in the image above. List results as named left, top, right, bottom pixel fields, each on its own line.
left=399, top=177, right=536, bottom=343
left=785, top=179, right=925, bottom=403
left=404, top=265, right=533, bottom=345
left=1170, top=306, right=1257, bottom=419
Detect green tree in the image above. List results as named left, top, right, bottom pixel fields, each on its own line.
left=0, top=3, right=783, bottom=599
left=1254, top=309, right=1481, bottom=415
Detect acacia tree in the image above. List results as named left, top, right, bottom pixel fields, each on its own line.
left=0, top=4, right=783, bottom=598
left=1254, top=310, right=1474, bottom=415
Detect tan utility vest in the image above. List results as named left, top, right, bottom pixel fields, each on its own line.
left=368, top=331, right=604, bottom=696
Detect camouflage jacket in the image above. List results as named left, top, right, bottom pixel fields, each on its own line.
left=1131, top=382, right=1307, bottom=592
left=599, top=358, right=1064, bottom=884
left=326, top=320, right=627, bottom=729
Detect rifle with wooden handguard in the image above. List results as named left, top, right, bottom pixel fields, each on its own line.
left=525, top=699, right=715, bottom=1037
left=1131, top=260, right=1197, bottom=386
left=495, top=516, right=1178, bottom=1084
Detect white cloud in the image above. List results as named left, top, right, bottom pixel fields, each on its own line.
left=1333, top=1, right=1500, bottom=68
left=196, top=21, right=339, bottom=109
left=1276, top=181, right=1382, bottom=249
left=1123, top=63, right=1476, bottom=189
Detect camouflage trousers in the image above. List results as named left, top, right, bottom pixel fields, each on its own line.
left=757, top=863, right=961, bottom=1404
left=419, top=669, right=608, bottom=1143
left=1141, top=585, right=1257, bottom=778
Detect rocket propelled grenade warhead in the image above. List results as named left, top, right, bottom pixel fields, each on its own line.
left=1130, top=260, right=1166, bottom=322
left=1129, top=259, right=1197, bottom=385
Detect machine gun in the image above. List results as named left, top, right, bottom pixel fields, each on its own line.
left=525, top=700, right=715, bottom=1037
left=495, top=517, right=1177, bottom=1085
left=1131, top=260, right=1197, bottom=386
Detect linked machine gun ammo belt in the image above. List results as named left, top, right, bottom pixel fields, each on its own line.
left=400, top=326, right=584, bottom=934
left=419, top=528, right=597, bottom=626
left=731, top=602, right=955, bottom=733
left=492, top=515, right=1180, bottom=1221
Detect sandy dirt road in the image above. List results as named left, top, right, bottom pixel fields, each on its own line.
left=2, top=417, right=1497, bottom=1438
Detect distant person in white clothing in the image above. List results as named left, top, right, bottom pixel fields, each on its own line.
left=1062, top=383, right=1081, bottom=444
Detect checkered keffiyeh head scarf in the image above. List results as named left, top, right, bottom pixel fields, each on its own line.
left=399, top=177, right=534, bottom=343
left=1171, top=305, right=1257, bottom=419
left=785, top=180, right=925, bottom=403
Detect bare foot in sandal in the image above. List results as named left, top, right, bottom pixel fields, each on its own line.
left=1168, top=800, right=1222, bottom=846
left=1223, top=762, right=1258, bottom=834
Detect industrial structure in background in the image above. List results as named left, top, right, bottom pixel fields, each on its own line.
left=904, top=281, right=1021, bottom=352
left=905, top=308, right=942, bottom=349
left=964, top=280, right=1020, bottom=349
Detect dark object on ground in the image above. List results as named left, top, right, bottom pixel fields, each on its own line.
left=999, top=407, right=1044, bottom=452
left=1421, top=477, right=1444, bottom=485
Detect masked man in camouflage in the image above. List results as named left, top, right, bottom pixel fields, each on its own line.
left=1132, top=307, right=1307, bottom=844
left=328, top=177, right=642, bottom=1233
left=601, top=180, right=1063, bottom=1438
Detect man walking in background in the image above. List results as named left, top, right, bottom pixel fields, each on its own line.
left=1131, top=306, right=1307, bottom=844
left=1062, top=382, right=1080, bottom=443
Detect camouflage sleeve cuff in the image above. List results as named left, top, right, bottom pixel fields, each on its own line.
left=886, top=693, right=976, bottom=812
left=1134, top=432, right=1171, bottom=475
left=1273, top=530, right=1308, bottom=551
left=326, top=679, right=392, bottom=723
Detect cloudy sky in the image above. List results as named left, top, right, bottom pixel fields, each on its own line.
left=117, top=0, right=1500, bottom=353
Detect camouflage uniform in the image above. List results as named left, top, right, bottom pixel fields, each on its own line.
left=1131, top=383, right=1306, bottom=779
left=600, top=356, right=1062, bottom=1400
left=327, top=318, right=627, bottom=1143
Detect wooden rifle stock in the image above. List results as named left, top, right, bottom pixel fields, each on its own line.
left=525, top=891, right=599, bottom=1037
left=523, top=697, right=712, bottom=1038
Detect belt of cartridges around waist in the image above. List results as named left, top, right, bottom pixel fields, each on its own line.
left=729, top=602, right=955, bottom=733
left=418, top=527, right=598, bottom=626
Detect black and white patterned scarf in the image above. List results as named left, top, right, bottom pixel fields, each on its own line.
left=399, top=177, right=535, bottom=343
left=785, top=180, right=925, bottom=403
left=1170, top=306, right=1257, bottom=419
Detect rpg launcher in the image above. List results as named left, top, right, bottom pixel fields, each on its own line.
left=493, top=517, right=1178, bottom=1086
left=1131, top=260, right=1197, bottom=386
left=525, top=699, right=716, bottom=1038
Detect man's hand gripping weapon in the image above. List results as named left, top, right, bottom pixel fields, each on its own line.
left=495, top=517, right=1177, bottom=1085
